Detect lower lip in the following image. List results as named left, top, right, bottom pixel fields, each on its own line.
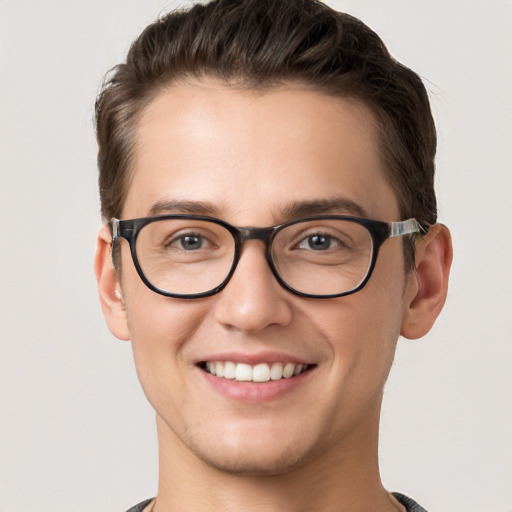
left=198, top=367, right=313, bottom=402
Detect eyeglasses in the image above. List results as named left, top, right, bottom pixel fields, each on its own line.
left=111, top=214, right=427, bottom=299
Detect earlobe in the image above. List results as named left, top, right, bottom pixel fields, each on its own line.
left=400, top=223, right=453, bottom=340
left=94, top=224, right=131, bottom=341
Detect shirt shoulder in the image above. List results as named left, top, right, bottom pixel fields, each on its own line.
left=126, top=494, right=426, bottom=512
left=392, top=492, right=429, bottom=512
left=124, top=498, right=153, bottom=512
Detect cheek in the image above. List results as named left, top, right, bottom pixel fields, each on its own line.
left=122, top=281, right=211, bottom=408
left=120, top=245, right=210, bottom=355
left=308, top=265, right=406, bottom=387
left=308, top=297, right=400, bottom=367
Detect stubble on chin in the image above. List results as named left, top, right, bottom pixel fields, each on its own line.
left=158, top=414, right=319, bottom=478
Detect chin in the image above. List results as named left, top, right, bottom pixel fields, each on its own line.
left=171, top=417, right=317, bottom=477
left=195, top=442, right=309, bottom=477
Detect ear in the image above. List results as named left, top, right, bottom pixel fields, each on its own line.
left=94, top=224, right=130, bottom=341
left=400, top=223, right=453, bottom=340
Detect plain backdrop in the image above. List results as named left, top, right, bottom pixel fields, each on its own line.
left=0, top=1, right=511, bottom=511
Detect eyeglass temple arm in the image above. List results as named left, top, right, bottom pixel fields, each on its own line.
left=389, top=218, right=429, bottom=238
left=111, top=218, right=120, bottom=240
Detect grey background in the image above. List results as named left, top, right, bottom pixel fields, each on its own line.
left=0, top=1, right=511, bottom=511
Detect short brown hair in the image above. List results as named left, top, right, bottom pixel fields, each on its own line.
left=95, top=0, right=437, bottom=268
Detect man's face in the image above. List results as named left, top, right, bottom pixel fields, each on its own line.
left=113, top=82, right=412, bottom=475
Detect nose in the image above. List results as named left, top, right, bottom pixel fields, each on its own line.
left=213, top=240, right=293, bottom=333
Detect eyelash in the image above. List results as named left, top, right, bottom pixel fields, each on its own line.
left=166, top=232, right=212, bottom=250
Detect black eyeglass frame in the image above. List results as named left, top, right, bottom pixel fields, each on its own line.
left=111, top=214, right=428, bottom=300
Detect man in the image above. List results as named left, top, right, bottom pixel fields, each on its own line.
left=94, top=1, right=452, bottom=511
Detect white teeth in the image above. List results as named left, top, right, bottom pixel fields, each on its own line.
left=205, top=361, right=308, bottom=381
left=253, top=363, right=271, bottom=382
left=270, top=362, right=283, bottom=380
left=215, top=361, right=225, bottom=377
left=283, top=362, right=295, bottom=378
left=223, top=361, right=236, bottom=379
left=235, top=363, right=253, bottom=381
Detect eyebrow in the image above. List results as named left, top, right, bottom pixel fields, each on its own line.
left=147, top=196, right=368, bottom=222
left=278, top=196, right=369, bottom=220
left=148, top=200, right=221, bottom=217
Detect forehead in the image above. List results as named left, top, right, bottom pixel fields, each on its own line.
left=125, top=81, right=399, bottom=223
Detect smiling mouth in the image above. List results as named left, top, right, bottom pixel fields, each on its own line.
left=199, top=361, right=313, bottom=382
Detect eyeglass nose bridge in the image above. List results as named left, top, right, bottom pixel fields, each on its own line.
left=233, top=226, right=277, bottom=270
left=227, top=226, right=284, bottom=293
left=237, top=226, right=276, bottom=244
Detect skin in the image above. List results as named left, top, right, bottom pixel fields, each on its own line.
left=95, top=81, right=452, bottom=512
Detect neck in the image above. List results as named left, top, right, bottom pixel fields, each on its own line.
left=152, top=405, right=404, bottom=512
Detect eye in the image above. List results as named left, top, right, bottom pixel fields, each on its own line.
left=297, top=233, right=341, bottom=251
left=169, top=233, right=210, bottom=250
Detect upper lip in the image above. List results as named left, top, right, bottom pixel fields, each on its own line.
left=195, top=351, right=314, bottom=366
